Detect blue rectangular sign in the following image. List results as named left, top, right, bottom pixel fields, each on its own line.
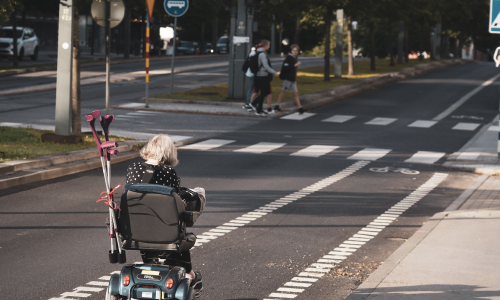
left=490, top=0, right=500, bottom=33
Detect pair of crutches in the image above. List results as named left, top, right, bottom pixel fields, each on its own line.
left=85, top=110, right=126, bottom=264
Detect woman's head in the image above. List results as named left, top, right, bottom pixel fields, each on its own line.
left=140, top=134, right=178, bottom=166
left=290, top=44, right=299, bottom=56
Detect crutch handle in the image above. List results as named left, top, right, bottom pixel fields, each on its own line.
left=101, top=141, right=118, bottom=149
left=107, top=149, right=119, bottom=156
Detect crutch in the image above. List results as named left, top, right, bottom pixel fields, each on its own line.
left=85, top=110, right=124, bottom=263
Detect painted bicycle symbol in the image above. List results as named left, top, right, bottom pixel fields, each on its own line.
left=369, top=166, right=420, bottom=175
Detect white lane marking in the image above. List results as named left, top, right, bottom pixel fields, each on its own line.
left=74, top=287, right=104, bottom=292
left=181, top=139, right=235, bottom=150
left=290, top=145, right=339, bottom=157
left=137, top=110, right=162, bottom=114
left=347, top=148, right=391, bottom=161
left=191, top=160, right=369, bottom=249
left=281, top=112, right=316, bottom=120
left=488, top=125, right=500, bottom=131
left=99, top=276, right=111, bottom=281
left=268, top=293, right=298, bottom=298
left=404, top=151, right=446, bottom=164
left=452, top=122, right=481, bottom=131
left=408, top=120, right=437, bottom=128
left=60, top=291, right=92, bottom=297
left=169, top=135, right=193, bottom=142
left=119, top=102, right=143, bottom=108
left=126, top=112, right=158, bottom=116
left=433, top=72, right=500, bottom=121
left=322, top=115, right=356, bottom=123
left=264, top=172, right=448, bottom=300
left=365, top=117, right=397, bottom=126
left=234, top=142, right=286, bottom=154
left=87, top=281, right=109, bottom=286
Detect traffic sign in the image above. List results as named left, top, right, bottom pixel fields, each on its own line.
left=164, top=0, right=189, bottom=17
left=494, top=47, right=500, bottom=67
left=490, top=0, right=500, bottom=33
left=91, top=0, right=125, bottom=28
left=146, top=0, right=156, bottom=22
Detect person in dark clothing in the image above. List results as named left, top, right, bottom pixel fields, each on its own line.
left=274, top=44, right=306, bottom=114
left=125, top=134, right=205, bottom=283
left=249, top=39, right=279, bottom=116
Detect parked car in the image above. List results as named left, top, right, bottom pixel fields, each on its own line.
left=201, top=42, right=214, bottom=54
left=0, top=27, right=39, bottom=60
left=216, top=36, right=228, bottom=54
left=176, top=40, right=199, bottom=55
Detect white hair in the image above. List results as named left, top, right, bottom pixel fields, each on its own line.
left=140, top=134, right=178, bottom=166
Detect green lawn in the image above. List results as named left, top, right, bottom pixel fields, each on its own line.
left=0, top=126, right=132, bottom=163
left=152, top=58, right=434, bottom=103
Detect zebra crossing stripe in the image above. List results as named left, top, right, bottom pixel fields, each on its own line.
left=408, top=120, right=437, bottom=128
left=404, top=151, right=446, bottom=164
left=263, top=172, right=448, bottom=300
left=452, top=122, right=481, bottom=131
left=290, top=145, right=339, bottom=157
left=365, top=117, right=397, bottom=126
left=234, top=142, right=286, bottom=154
left=181, top=139, right=235, bottom=150
left=321, top=115, right=355, bottom=123
left=347, top=148, right=391, bottom=161
left=280, top=112, right=316, bottom=120
left=190, top=160, right=370, bottom=249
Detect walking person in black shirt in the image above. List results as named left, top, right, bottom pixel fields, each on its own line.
left=274, top=44, right=306, bottom=114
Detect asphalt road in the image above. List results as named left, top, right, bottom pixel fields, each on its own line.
left=0, top=61, right=498, bottom=300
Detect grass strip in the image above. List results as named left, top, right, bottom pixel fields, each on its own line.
left=152, top=58, right=435, bottom=103
left=0, top=126, right=132, bottom=163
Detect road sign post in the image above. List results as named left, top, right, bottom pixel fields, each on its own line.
left=334, top=9, right=343, bottom=78
left=91, top=0, right=125, bottom=114
left=164, top=0, right=189, bottom=95
left=490, top=0, right=500, bottom=158
left=55, top=0, right=74, bottom=136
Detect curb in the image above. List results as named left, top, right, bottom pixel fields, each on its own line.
left=0, top=54, right=229, bottom=78
left=344, top=173, right=484, bottom=300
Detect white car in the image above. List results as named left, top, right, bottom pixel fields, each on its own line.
left=0, top=27, right=39, bottom=61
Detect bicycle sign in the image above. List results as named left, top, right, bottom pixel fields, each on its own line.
left=369, top=167, right=420, bottom=175
left=164, top=0, right=188, bottom=17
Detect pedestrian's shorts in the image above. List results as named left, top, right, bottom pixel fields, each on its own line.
left=282, top=80, right=298, bottom=93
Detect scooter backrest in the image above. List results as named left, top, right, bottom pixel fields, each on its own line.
left=119, top=184, right=186, bottom=246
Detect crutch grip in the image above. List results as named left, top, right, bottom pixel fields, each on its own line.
left=101, top=141, right=118, bottom=148
left=107, top=149, right=119, bottom=156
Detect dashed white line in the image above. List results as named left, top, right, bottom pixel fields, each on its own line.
left=408, top=120, right=437, bottom=128
left=181, top=139, right=235, bottom=150
left=365, top=117, right=397, bottom=126
left=234, top=142, right=286, bottom=154
left=263, top=172, right=448, bottom=300
left=347, top=148, right=391, bottom=161
left=452, top=122, right=481, bottom=131
left=281, top=112, right=316, bottom=120
left=321, top=115, right=356, bottom=123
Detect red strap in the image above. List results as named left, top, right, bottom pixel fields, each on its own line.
left=96, top=184, right=124, bottom=211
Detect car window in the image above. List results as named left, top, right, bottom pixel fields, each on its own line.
left=217, top=37, right=227, bottom=44
left=0, top=29, right=23, bottom=38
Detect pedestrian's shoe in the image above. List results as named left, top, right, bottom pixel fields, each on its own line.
left=267, top=108, right=275, bottom=114
left=298, top=107, right=307, bottom=114
left=255, top=110, right=268, bottom=116
left=274, top=105, right=283, bottom=112
left=242, top=104, right=251, bottom=110
left=249, top=103, right=257, bottom=112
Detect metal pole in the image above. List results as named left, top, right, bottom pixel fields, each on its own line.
left=170, top=17, right=177, bottom=95
left=227, top=7, right=236, bottom=99
left=55, top=0, right=73, bottom=136
left=145, top=10, right=150, bottom=107
left=105, top=0, right=110, bottom=115
left=271, top=15, right=276, bottom=55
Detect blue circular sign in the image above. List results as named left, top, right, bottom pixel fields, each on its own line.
left=164, top=0, right=189, bottom=17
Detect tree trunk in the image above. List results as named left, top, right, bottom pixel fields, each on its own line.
left=294, top=15, right=301, bottom=45
left=370, top=21, right=375, bottom=71
left=72, top=2, right=81, bottom=136
left=404, top=23, right=409, bottom=63
left=324, top=8, right=332, bottom=81
left=11, top=11, right=18, bottom=67
left=429, top=28, right=435, bottom=60
left=347, top=15, right=354, bottom=76
left=389, top=20, right=395, bottom=66
left=455, top=38, right=460, bottom=59
left=419, top=17, right=424, bottom=60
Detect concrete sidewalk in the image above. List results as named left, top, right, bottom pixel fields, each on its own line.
left=345, top=176, right=500, bottom=300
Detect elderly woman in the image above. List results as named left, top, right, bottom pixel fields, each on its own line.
left=125, top=134, right=203, bottom=282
